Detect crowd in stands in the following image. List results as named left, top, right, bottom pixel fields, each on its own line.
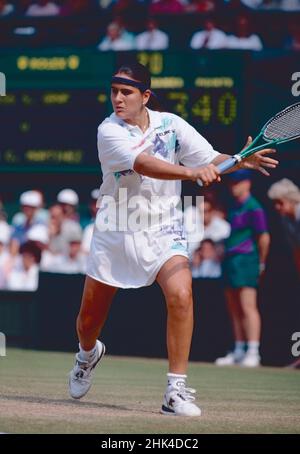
left=0, top=188, right=99, bottom=290
left=1, top=1, right=300, bottom=18
left=0, top=0, right=299, bottom=50
left=0, top=176, right=299, bottom=292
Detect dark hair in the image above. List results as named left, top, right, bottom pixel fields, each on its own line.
left=114, top=61, right=163, bottom=112
left=20, top=240, right=42, bottom=264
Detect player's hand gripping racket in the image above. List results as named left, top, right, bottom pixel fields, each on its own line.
left=197, top=102, right=300, bottom=186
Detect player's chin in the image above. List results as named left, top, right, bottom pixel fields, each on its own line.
left=114, top=108, right=126, bottom=117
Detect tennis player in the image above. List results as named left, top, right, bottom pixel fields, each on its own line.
left=68, top=62, right=278, bottom=416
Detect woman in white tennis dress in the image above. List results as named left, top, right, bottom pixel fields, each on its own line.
left=69, top=62, right=278, bottom=416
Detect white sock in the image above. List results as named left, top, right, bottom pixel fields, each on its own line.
left=167, top=373, right=187, bottom=389
left=78, top=343, right=97, bottom=362
left=247, top=341, right=260, bottom=355
left=233, top=341, right=246, bottom=357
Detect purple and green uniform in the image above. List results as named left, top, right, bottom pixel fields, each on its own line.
left=223, top=195, right=268, bottom=288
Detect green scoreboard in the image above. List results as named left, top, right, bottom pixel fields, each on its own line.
left=0, top=50, right=245, bottom=173
left=0, top=50, right=298, bottom=173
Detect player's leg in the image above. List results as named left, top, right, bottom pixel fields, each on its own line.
left=215, top=288, right=246, bottom=365
left=77, top=275, right=117, bottom=350
left=69, top=275, right=117, bottom=399
left=156, top=255, right=193, bottom=374
left=156, top=255, right=201, bottom=416
left=239, top=286, right=261, bottom=367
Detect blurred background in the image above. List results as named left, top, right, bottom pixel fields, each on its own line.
left=0, top=0, right=299, bottom=367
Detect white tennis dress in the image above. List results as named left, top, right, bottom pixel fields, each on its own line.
left=86, top=108, right=220, bottom=288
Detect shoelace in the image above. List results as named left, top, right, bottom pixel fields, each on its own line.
left=73, top=356, right=94, bottom=381
left=175, top=386, right=197, bottom=402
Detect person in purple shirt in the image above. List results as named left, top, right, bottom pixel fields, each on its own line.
left=215, top=170, right=270, bottom=367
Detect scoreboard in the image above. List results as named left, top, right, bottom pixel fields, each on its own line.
left=0, top=51, right=244, bottom=173
left=0, top=50, right=298, bottom=173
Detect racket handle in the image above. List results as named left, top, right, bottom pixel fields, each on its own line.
left=197, top=155, right=240, bottom=187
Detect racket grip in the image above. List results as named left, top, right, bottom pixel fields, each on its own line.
left=197, top=156, right=240, bottom=187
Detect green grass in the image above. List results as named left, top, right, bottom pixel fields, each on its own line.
left=0, top=348, right=299, bottom=434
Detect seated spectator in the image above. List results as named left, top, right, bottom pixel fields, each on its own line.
left=48, top=204, right=82, bottom=256
left=6, top=241, right=41, bottom=291
left=184, top=193, right=231, bottom=256
left=97, top=21, right=135, bottom=51
left=185, top=0, right=216, bottom=13
left=190, top=19, right=227, bottom=50
left=268, top=178, right=300, bottom=275
left=150, top=0, right=185, bottom=15
left=57, top=188, right=80, bottom=223
left=12, top=190, right=48, bottom=227
left=54, top=231, right=87, bottom=274
left=10, top=191, right=46, bottom=256
left=226, top=15, right=263, bottom=50
left=25, top=0, right=60, bottom=16
left=0, top=0, right=14, bottom=16
left=191, top=239, right=222, bottom=278
left=135, top=18, right=169, bottom=51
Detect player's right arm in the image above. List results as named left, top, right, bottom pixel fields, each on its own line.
left=133, top=152, right=221, bottom=185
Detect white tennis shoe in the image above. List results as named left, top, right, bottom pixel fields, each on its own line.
left=69, top=340, right=105, bottom=399
left=161, top=382, right=201, bottom=417
left=240, top=352, right=261, bottom=367
left=215, top=351, right=245, bottom=366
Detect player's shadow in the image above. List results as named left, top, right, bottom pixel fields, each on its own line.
left=0, top=394, right=157, bottom=414
left=1, top=394, right=129, bottom=412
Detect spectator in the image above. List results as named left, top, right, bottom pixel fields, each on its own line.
left=135, top=18, right=169, bottom=50
left=57, top=188, right=80, bottom=223
left=190, top=19, right=227, bottom=50
left=0, top=0, right=14, bottom=16
left=25, top=0, right=60, bottom=16
left=12, top=190, right=48, bottom=227
left=268, top=178, right=300, bottom=275
left=184, top=193, right=231, bottom=257
left=10, top=191, right=45, bottom=255
left=54, top=231, right=87, bottom=274
left=48, top=204, right=82, bottom=255
left=215, top=170, right=270, bottom=367
left=6, top=241, right=41, bottom=291
left=97, top=21, right=135, bottom=51
left=226, top=15, right=263, bottom=50
left=191, top=238, right=222, bottom=278
left=150, top=0, right=185, bottom=15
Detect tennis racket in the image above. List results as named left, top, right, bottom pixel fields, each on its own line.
left=197, top=102, right=300, bottom=186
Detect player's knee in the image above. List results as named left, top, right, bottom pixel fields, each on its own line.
left=167, top=288, right=193, bottom=318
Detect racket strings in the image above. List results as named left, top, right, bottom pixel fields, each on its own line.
left=264, top=103, right=300, bottom=140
